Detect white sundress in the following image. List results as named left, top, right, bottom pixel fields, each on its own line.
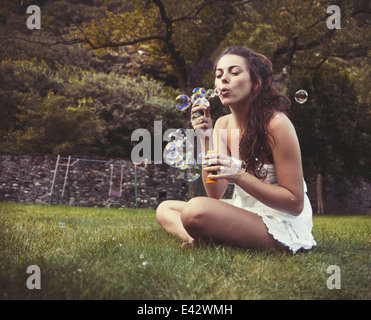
left=232, top=164, right=317, bottom=254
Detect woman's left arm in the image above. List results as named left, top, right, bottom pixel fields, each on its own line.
left=209, top=113, right=305, bottom=216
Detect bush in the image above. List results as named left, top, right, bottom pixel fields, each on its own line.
left=0, top=59, right=181, bottom=157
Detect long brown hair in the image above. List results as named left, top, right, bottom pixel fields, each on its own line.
left=213, top=47, right=291, bottom=178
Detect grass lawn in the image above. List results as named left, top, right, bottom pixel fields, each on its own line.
left=0, top=202, right=369, bottom=300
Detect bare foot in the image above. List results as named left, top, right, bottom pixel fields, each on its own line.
left=181, top=239, right=197, bottom=250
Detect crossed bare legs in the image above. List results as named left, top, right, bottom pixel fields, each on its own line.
left=156, top=197, right=283, bottom=250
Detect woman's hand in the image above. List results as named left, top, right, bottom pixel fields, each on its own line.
left=191, top=97, right=213, bottom=133
left=203, top=152, right=246, bottom=182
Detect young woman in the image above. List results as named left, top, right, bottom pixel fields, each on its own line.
left=156, top=47, right=316, bottom=254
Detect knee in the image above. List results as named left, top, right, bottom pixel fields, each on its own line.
left=181, top=197, right=208, bottom=234
left=156, top=200, right=169, bottom=223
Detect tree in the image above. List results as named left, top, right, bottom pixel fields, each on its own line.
left=287, top=67, right=370, bottom=213
left=77, top=0, right=237, bottom=92
left=218, top=0, right=370, bottom=73
left=0, top=0, right=111, bottom=71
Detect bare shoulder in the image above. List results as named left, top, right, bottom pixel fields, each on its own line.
left=266, top=111, right=295, bottom=134
left=215, top=114, right=233, bottom=130
left=266, top=111, right=299, bottom=151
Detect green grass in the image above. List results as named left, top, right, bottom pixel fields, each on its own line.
left=0, top=202, right=370, bottom=300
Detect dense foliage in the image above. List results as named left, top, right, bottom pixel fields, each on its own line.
left=0, top=57, right=180, bottom=157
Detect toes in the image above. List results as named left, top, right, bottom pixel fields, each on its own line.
left=181, top=240, right=196, bottom=250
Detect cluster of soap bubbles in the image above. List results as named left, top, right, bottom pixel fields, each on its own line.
left=175, top=87, right=221, bottom=112
left=295, top=89, right=308, bottom=104
left=163, top=128, right=201, bottom=182
left=162, top=87, right=221, bottom=182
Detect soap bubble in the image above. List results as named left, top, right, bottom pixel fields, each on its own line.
left=206, top=89, right=215, bottom=98
left=191, top=93, right=203, bottom=104
left=214, top=88, right=221, bottom=96
left=218, top=158, right=248, bottom=176
left=192, top=87, right=206, bottom=96
left=163, top=127, right=200, bottom=182
left=197, top=152, right=207, bottom=165
left=178, top=161, right=189, bottom=170
left=192, top=96, right=210, bottom=107
left=179, top=139, right=193, bottom=162
left=191, top=112, right=203, bottom=124
left=174, top=128, right=186, bottom=140
left=167, top=131, right=177, bottom=141
left=179, top=160, right=201, bottom=182
left=175, top=94, right=191, bottom=111
left=163, top=142, right=183, bottom=165
left=233, top=159, right=247, bottom=174
left=163, top=130, right=194, bottom=168
left=295, top=90, right=308, bottom=104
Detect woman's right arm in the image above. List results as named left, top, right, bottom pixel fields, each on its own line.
left=190, top=99, right=229, bottom=199
left=204, top=117, right=229, bottom=199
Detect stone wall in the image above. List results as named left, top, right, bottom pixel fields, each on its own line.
left=0, top=152, right=192, bottom=209
left=0, top=152, right=369, bottom=214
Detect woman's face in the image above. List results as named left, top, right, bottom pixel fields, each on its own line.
left=214, top=54, right=253, bottom=107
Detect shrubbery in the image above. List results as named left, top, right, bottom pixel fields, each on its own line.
left=0, top=58, right=181, bottom=157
